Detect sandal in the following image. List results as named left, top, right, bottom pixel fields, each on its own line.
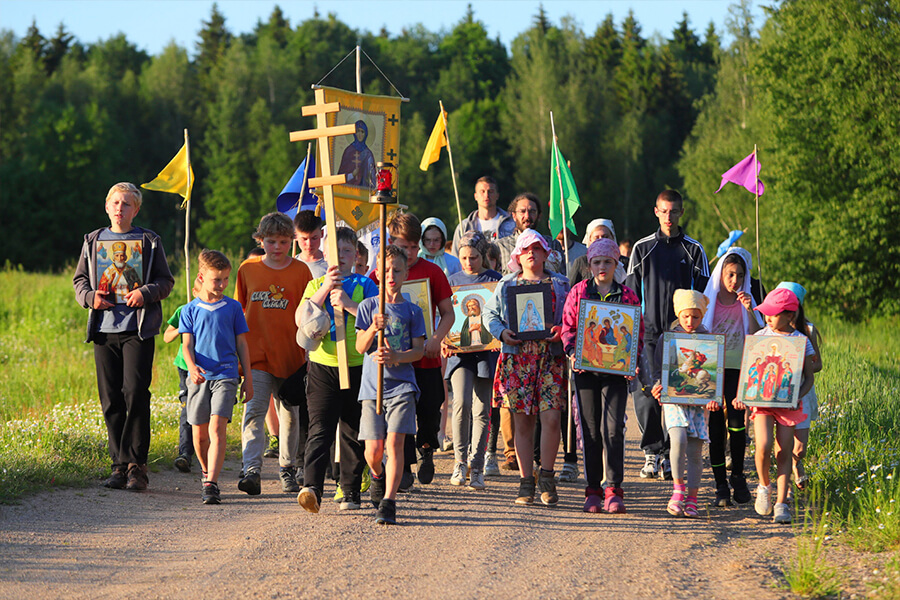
left=667, top=486, right=686, bottom=517
left=684, top=496, right=700, bottom=518
left=795, top=474, right=809, bottom=490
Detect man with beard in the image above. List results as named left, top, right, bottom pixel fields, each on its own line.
left=495, top=193, right=564, bottom=276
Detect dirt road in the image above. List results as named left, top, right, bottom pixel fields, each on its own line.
left=0, top=408, right=807, bottom=600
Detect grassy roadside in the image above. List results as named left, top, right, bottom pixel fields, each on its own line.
left=0, top=262, right=244, bottom=502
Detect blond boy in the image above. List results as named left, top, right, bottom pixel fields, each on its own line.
left=180, top=250, right=251, bottom=504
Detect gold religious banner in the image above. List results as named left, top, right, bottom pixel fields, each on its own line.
left=316, top=86, right=402, bottom=210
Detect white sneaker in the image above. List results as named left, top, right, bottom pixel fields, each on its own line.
left=773, top=502, right=792, bottom=524
left=467, top=469, right=485, bottom=490
left=557, top=462, right=579, bottom=483
left=484, top=452, right=501, bottom=476
left=658, top=457, right=672, bottom=480
left=755, top=484, right=773, bottom=516
left=639, top=454, right=658, bottom=479
left=450, top=462, right=467, bottom=486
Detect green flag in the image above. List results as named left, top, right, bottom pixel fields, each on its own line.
left=549, top=141, right=580, bottom=239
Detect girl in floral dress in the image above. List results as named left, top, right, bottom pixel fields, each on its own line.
left=485, top=229, right=570, bottom=506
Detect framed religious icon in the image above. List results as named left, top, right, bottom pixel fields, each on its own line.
left=506, top=282, right=552, bottom=341
left=573, top=300, right=641, bottom=376
left=660, top=332, right=726, bottom=406
left=737, top=335, right=807, bottom=409
left=401, top=278, right=434, bottom=339
left=96, top=237, right=143, bottom=303
left=444, top=282, right=501, bottom=354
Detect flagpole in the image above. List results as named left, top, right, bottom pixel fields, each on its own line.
left=291, top=142, right=313, bottom=258
left=550, top=111, right=575, bottom=456
left=439, top=100, right=464, bottom=227
left=754, top=144, right=762, bottom=285
left=183, top=128, right=192, bottom=304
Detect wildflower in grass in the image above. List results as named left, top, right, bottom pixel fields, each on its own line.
left=879, top=524, right=885, bottom=529
left=887, top=474, right=893, bottom=480
left=872, top=464, right=883, bottom=471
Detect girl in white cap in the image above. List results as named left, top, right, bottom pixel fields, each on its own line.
left=651, top=289, right=719, bottom=518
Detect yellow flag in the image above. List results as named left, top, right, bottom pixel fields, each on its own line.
left=141, top=143, right=194, bottom=208
left=419, top=110, right=448, bottom=171
left=333, top=197, right=399, bottom=231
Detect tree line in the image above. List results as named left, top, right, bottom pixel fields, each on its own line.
left=1, top=0, right=896, bottom=319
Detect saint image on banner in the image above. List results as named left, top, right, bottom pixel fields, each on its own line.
left=337, top=120, right=376, bottom=188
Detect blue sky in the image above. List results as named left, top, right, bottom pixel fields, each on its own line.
left=2, top=1, right=766, bottom=56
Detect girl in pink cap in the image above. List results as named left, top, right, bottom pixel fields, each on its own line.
left=561, top=238, right=643, bottom=513
left=747, top=287, right=817, bottom=525
left=484, top=228, right=570, bottom=506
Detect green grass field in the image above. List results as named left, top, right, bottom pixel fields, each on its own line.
left=1, top=264, right=898, bottom=564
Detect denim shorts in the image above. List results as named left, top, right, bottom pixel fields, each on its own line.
left=358, top=393, right=417, bottom=440
left=187, top=378, right=238, bottom=425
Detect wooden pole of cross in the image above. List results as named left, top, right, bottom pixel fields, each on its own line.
left=289, top=89, right=357, bottom=389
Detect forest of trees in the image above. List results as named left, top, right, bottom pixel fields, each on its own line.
left=1, top=0, right=897, bottom=318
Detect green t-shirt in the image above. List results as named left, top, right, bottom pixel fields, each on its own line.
left=302, top=273, right=377, bottom=367
left=167, top=305, right=188, bottom=371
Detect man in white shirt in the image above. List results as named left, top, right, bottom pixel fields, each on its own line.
left=451, top=176, right=516, bottom=254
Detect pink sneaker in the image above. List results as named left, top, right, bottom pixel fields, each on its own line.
left=583, top=487, right=603, bottom=513
left=604, top=487, right=626, bottom=514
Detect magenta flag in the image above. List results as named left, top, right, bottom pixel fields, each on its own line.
left=715, top=151, right=765, bottom=195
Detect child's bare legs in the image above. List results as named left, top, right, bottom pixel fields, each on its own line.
left=754, top=415, right=775, bottom=488
left=193, top=423, right=210, bottom=477
left=773, top=423, right=795, bottom=505
left=365, top=433, right=404, bottom=500
left=265, top=395, right=279, bottom=437
left=193, top=416, right=228, bottom=482
left=512, top=412, right=537, bottom=477
left=793, top=428, right=809, bottom=484
left=539, top=409, right=561, bottom=472
left=384, top=432, right=404, bottom=500
left=206, top=415, right=228, bottom=483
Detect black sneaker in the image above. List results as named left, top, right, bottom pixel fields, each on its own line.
left=713, top=482, right=733, bottom=507
left=280, top=467, right=300, bottom=493
left=297, top=486, right=321, bottom=513
left=174, top=455, right=191, bottom=473
left=731, top=473, right=752, bottom=504
left=238, top=470, right=262, bottom=496
left=375, top=498, right=397, bottom=525
left=370, top=472, right=386, bottom=508
left=202, top=482, right=221, bottom=504
left=340, top=490, right=362, bottom=511
left=103, top=466, right=127, bottom=489
left=398, top=470, right=415, bottom=493
left=264, top=435, right=279, bottom=459
left=416, top=448, right=435, bottom=484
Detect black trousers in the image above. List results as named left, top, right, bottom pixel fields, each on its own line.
left=708, top=369, right=745, bottom=478
left=575, top=372, right=628, bottom=488
left=93, top=331, right=155, bottom=466
left=404, top=367, right=444, bottom=466
left=303, top=362, right=366, bottom=494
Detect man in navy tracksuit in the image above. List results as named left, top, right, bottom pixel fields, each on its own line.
left=625, top=190, right=709, bottom=480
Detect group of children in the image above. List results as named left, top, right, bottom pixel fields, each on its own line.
left=79, top=182, right=822, bottom=527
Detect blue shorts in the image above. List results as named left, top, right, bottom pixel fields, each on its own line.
left=358, top=393, right=417, bottom=440
left=187, top=378, right=238, bottom=425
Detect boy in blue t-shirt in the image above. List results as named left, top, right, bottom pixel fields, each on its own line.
left=180, top=250, right=252, bottom=504
left=355, top=246, right=426, bottom=524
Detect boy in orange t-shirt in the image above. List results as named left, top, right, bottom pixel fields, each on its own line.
left=235, top=213, right=313, bottom=496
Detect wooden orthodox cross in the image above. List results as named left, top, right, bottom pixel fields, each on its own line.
left=289, top=88, right=356, bottom=389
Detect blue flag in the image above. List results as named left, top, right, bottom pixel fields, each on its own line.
left=276, top=156, right=319, bottom=220
left=716, top=230, right=744, bottom=258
